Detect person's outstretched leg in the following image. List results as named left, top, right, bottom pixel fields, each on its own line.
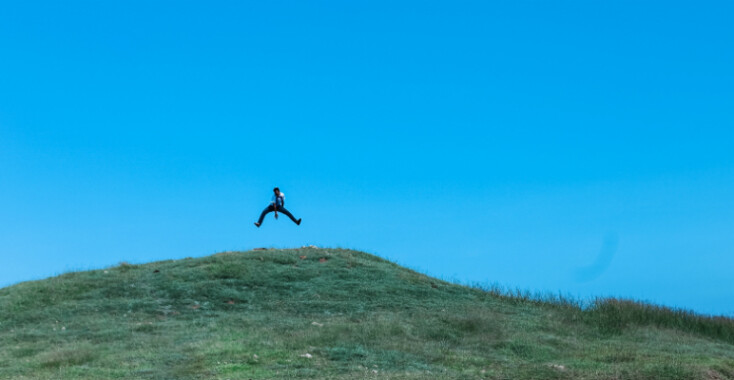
left=276, top=206, right=301, bottom=225
left=255, top=205, right=275, bottom=227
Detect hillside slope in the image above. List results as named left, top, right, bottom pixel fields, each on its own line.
left=1, top=248, right=733, bottom=379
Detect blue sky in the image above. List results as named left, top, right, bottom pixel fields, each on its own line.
left=1, top=1, right=732, bottom=316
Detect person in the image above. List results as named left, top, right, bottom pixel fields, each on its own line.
left=254, top=187, right=302, bottom=227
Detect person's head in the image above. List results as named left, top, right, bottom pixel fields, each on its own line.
left=273, top=187, right=280, bottom=195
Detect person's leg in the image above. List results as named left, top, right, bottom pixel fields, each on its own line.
left=276, top=206, right=301, bottom=225
left=256, top=205, right=275, bottom=226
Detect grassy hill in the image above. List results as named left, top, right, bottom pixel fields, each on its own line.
left=1, top=248, right=733, bottom=379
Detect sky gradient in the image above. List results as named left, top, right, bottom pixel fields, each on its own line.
left=1, top=1, right=733, bottom=315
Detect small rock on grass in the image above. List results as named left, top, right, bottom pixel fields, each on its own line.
left=299, top=353, right=312, bottom=359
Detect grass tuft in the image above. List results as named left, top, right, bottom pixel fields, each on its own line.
left=39, top=343, right=97, bottom=368
left=586, top=297, right=734, bottom=343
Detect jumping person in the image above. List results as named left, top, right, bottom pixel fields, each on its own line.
left=254, top=187, right=302, bottom=227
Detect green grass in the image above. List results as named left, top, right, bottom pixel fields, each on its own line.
left=1, top=248, right=733, bottom=379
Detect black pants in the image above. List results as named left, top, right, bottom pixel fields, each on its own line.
left=257, top=205, right=299, bottom=225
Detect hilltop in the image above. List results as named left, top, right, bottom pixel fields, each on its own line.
left=1, top=248, right=733, bottom=379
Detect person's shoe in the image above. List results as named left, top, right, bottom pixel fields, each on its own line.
left=296, top=218, right=302, bottom=226
left=254, top=222, right=261, bottom=228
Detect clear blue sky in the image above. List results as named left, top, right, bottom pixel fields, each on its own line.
left=1, top=1, right=733, bottom=316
